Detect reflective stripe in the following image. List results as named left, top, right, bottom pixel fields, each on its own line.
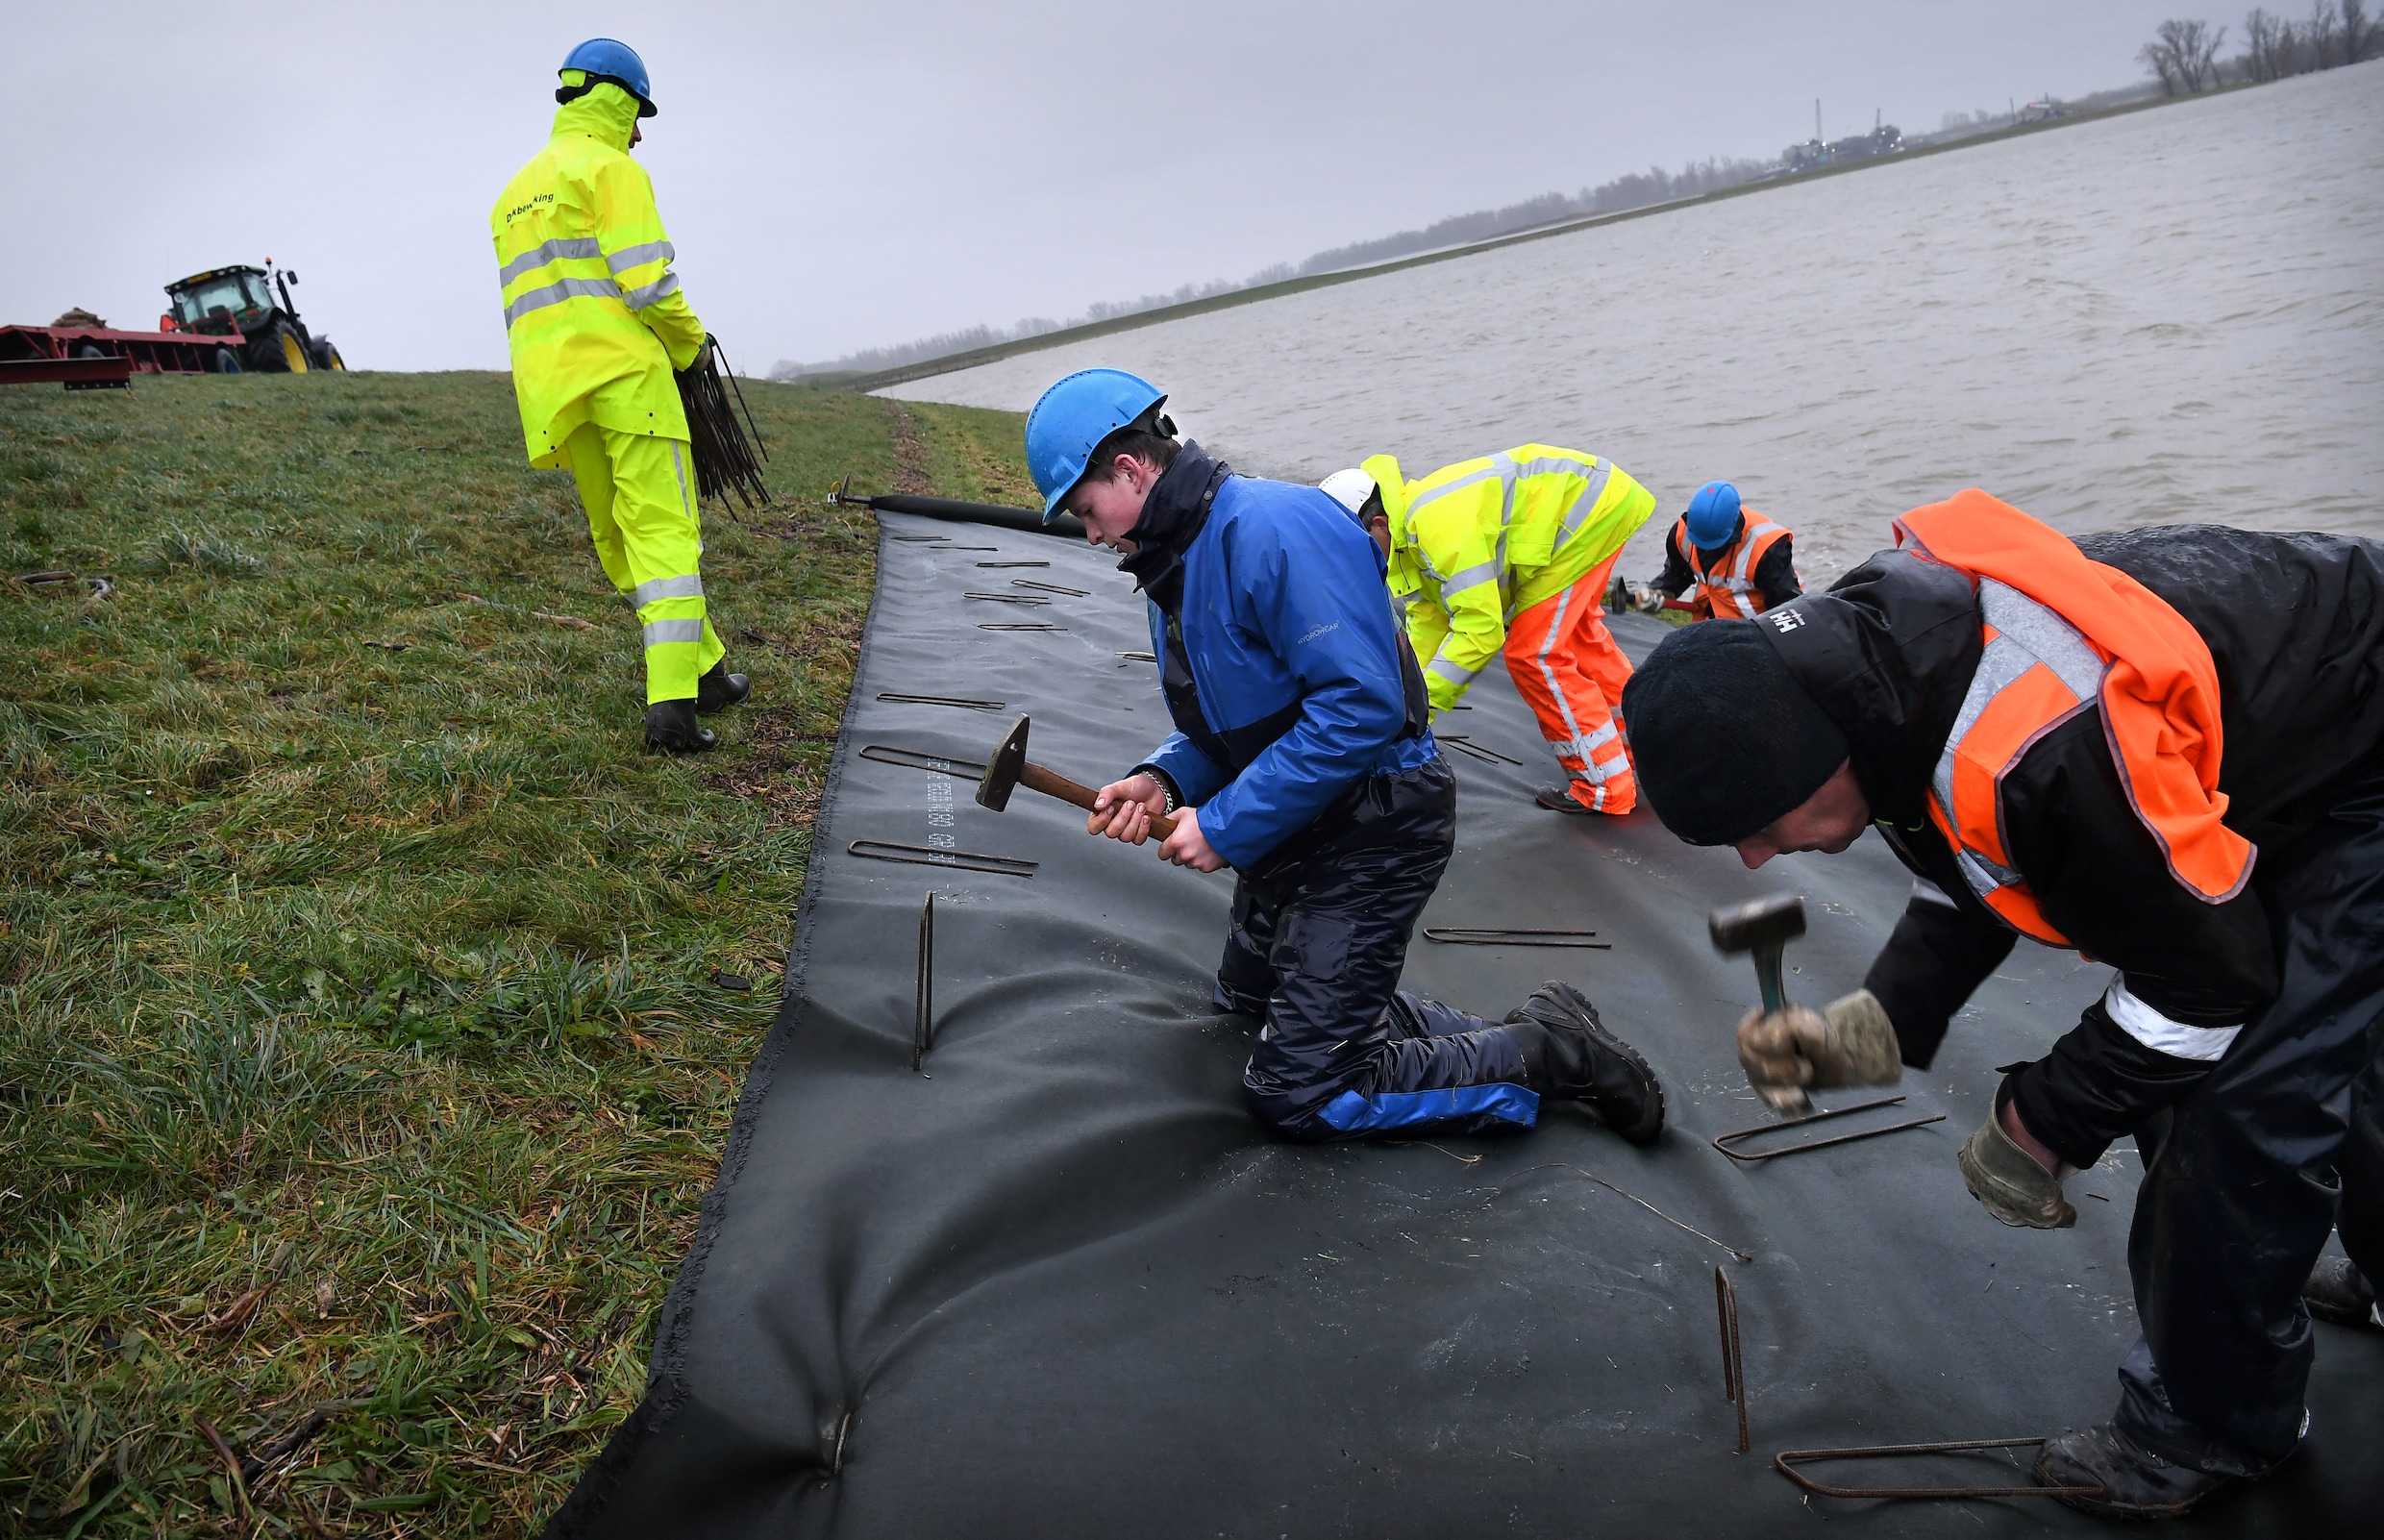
left=620, top=270, right=682, bottom=310
left=497, top=236, right=603, bottom=286
left=504, top=276, right=620, bottom=325
left=1927, top=579, right=2108, bottom=940
left=1513, top=455, right=1600, bottom=482
left=1428, top=655, right=1479, bottom=686
left=2104, top=978, right=2240, bottom=1062
left=642, top=618, right=706, bottom=646
left=633, top=574, right=704, bottom=607
left=669, top=440, right=695, bottom=520
left=1554, top=460, right=1617, bottom=546
left=606, top=239, right=675, bottom=274
left=1317, top=1082, right=1539, bottom=1132
left=1404, top=461, right=1507, bottom=514
left=1439, top=559, right=1502, bottom=598
left=1531, top=584, right=1591, bottom=777
left=1912, top=878, right=1961, bottom=909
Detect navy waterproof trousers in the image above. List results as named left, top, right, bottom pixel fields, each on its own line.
left=1216, top=757, right=1541, bottom=1142
left=2118, top=769, right=2384, bottom=1473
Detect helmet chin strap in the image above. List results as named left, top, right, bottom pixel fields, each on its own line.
left=1129, top=404, right=1178, bottom=439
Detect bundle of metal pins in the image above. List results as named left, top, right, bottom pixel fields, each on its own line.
left=675, top=335, right=773, bottom=511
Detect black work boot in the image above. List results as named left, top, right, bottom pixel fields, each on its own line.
left=2305, top=1255, right=2381, bottom=1329
left=695, top=659, right=751, bottom=715
left=643, top=698, right=717, bottom=755
left=2033, top=1423, right=2242, bottom=1519
left=1533, top=785, right=1596, bottom=815
left=1504, top=981, right=1664, bottom=1143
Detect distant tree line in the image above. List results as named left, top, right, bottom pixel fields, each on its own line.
left=2142, top=1, right=2382, bottom=95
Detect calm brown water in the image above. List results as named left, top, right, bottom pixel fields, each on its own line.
left=887, top=62, right=2384, bottom=584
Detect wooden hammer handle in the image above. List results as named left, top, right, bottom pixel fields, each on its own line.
left=1019, top=760, right=1180, bottom=839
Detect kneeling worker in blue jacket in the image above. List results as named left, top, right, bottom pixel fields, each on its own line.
left=1025, top=369, right=1666, bottom=1145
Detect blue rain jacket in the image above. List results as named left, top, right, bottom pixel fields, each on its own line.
left=1137, top=474, right=1440, bottom=868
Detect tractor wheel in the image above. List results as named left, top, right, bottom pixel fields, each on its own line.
left=212, top=346, right=241, bottom=374
left=310, top=338, right=346, bottom=371
left=248, top=322, right=307, bottom=373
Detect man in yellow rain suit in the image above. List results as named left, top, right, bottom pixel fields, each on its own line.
left=1322, top=448, right=1655, bottom=814
left=490, top=37, right=748, bottom=754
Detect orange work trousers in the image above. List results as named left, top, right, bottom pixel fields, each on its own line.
left=1502, top=553, right=1636, bottom=814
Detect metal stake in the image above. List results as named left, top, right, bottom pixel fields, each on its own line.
left=1716, top=1264, right=1748, bottom=1453
left=912, top=892, right=935, bottom=1072
left=1712, top=1095, right=1946, bottom=1163
left=1773, top=1437, right=2102, bottom=1500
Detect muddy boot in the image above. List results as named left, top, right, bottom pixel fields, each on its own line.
left=1505, top=981, right=1664, bottom=1143
left=2305, top=1255, right=2381, bottom=1329
left=644, top=698, right=717, bottom=755
left=2033, top=1423, right=2242, bottom=1520
left=1533, top=785, right=1596, bottom=815
left=695, top=659, right=751, bottom=715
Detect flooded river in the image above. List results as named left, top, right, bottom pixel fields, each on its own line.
left=886, top=62, right=2384, bottom=584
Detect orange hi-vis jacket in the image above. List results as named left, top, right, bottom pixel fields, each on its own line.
left=1674, top=510, right=1794, bottom=618
left=1893, top=491, right=2254, bottom=948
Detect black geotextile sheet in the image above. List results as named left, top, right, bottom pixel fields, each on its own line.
left=547, top=514, right=2383, bottom=1539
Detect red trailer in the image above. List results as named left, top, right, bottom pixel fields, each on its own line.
left=0, top=322, right=230, bottom=388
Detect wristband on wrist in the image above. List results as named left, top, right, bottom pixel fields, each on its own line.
left=1132, top=765, right=1182, bottom=813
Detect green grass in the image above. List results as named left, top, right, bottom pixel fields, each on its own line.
left=0, top=369, right=1035, bottom=1535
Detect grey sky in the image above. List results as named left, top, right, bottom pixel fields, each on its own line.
left=8, top=1, right=2201, bottom=373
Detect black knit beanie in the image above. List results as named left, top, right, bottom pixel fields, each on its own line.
left=1621, top=620, right=1849, bottom=846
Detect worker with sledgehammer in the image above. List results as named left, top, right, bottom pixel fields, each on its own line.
left=1621, top=490, right=2384, bottom=1520
left=489, top=37, right=750, bottom=755
left=1023, top=368, right=1665, bottom=1146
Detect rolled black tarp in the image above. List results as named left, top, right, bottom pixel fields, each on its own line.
left=838, top=488, right=1086, bottom=542
left=543, top=514, right=2383, bottom=1539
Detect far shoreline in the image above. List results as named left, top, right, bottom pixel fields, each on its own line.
left=823, top=77, right=2274, bottom=397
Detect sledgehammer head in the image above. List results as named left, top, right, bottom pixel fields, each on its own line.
left=975, top=714, right=1031, bottom=812
left=1708, top=894, right=1805, bottom=956
left=1710, top=893, right=1805, bottom=1020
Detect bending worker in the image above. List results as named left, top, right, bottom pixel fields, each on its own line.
left=1320, top=448, right=1654, bottom=816
left=1029, top=369, right=1664, bottom=1146
left=1640, top=480, right=1800, bottom=619
left=1620, top=490, right=2384, bottom=1521
left=489, top=37, right=749, bottom=755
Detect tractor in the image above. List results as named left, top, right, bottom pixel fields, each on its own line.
left=161, top=261, right=345, bottom=373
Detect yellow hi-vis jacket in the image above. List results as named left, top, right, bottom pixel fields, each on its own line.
left=490, top=83, right=708, bottom=469
left=1365, top=445, right=1655, bottom=712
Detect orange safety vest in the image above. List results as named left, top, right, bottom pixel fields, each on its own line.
left=1676, top=510, right=1794, bottom=619
left=1894, top=491, right=2254, bottom=947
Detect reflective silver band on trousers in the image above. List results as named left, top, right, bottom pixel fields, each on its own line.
left=633, top=574, right=705, bottom=607
left=497, top=237, right=603, bottom=286
left=642, top=618, right=707, bottom=647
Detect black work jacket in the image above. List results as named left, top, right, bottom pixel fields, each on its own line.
left=1758, top=526, right=2384, bottom=1064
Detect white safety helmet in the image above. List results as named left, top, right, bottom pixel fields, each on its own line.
left=1318, top=468, right=1378, bottom=515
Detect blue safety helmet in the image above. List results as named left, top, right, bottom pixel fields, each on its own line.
left=559, top=37, right=657, bottom=118
left=1684, top=482, right=1743, bottom=550
left=1024, top=368, right=1171, bottom=519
